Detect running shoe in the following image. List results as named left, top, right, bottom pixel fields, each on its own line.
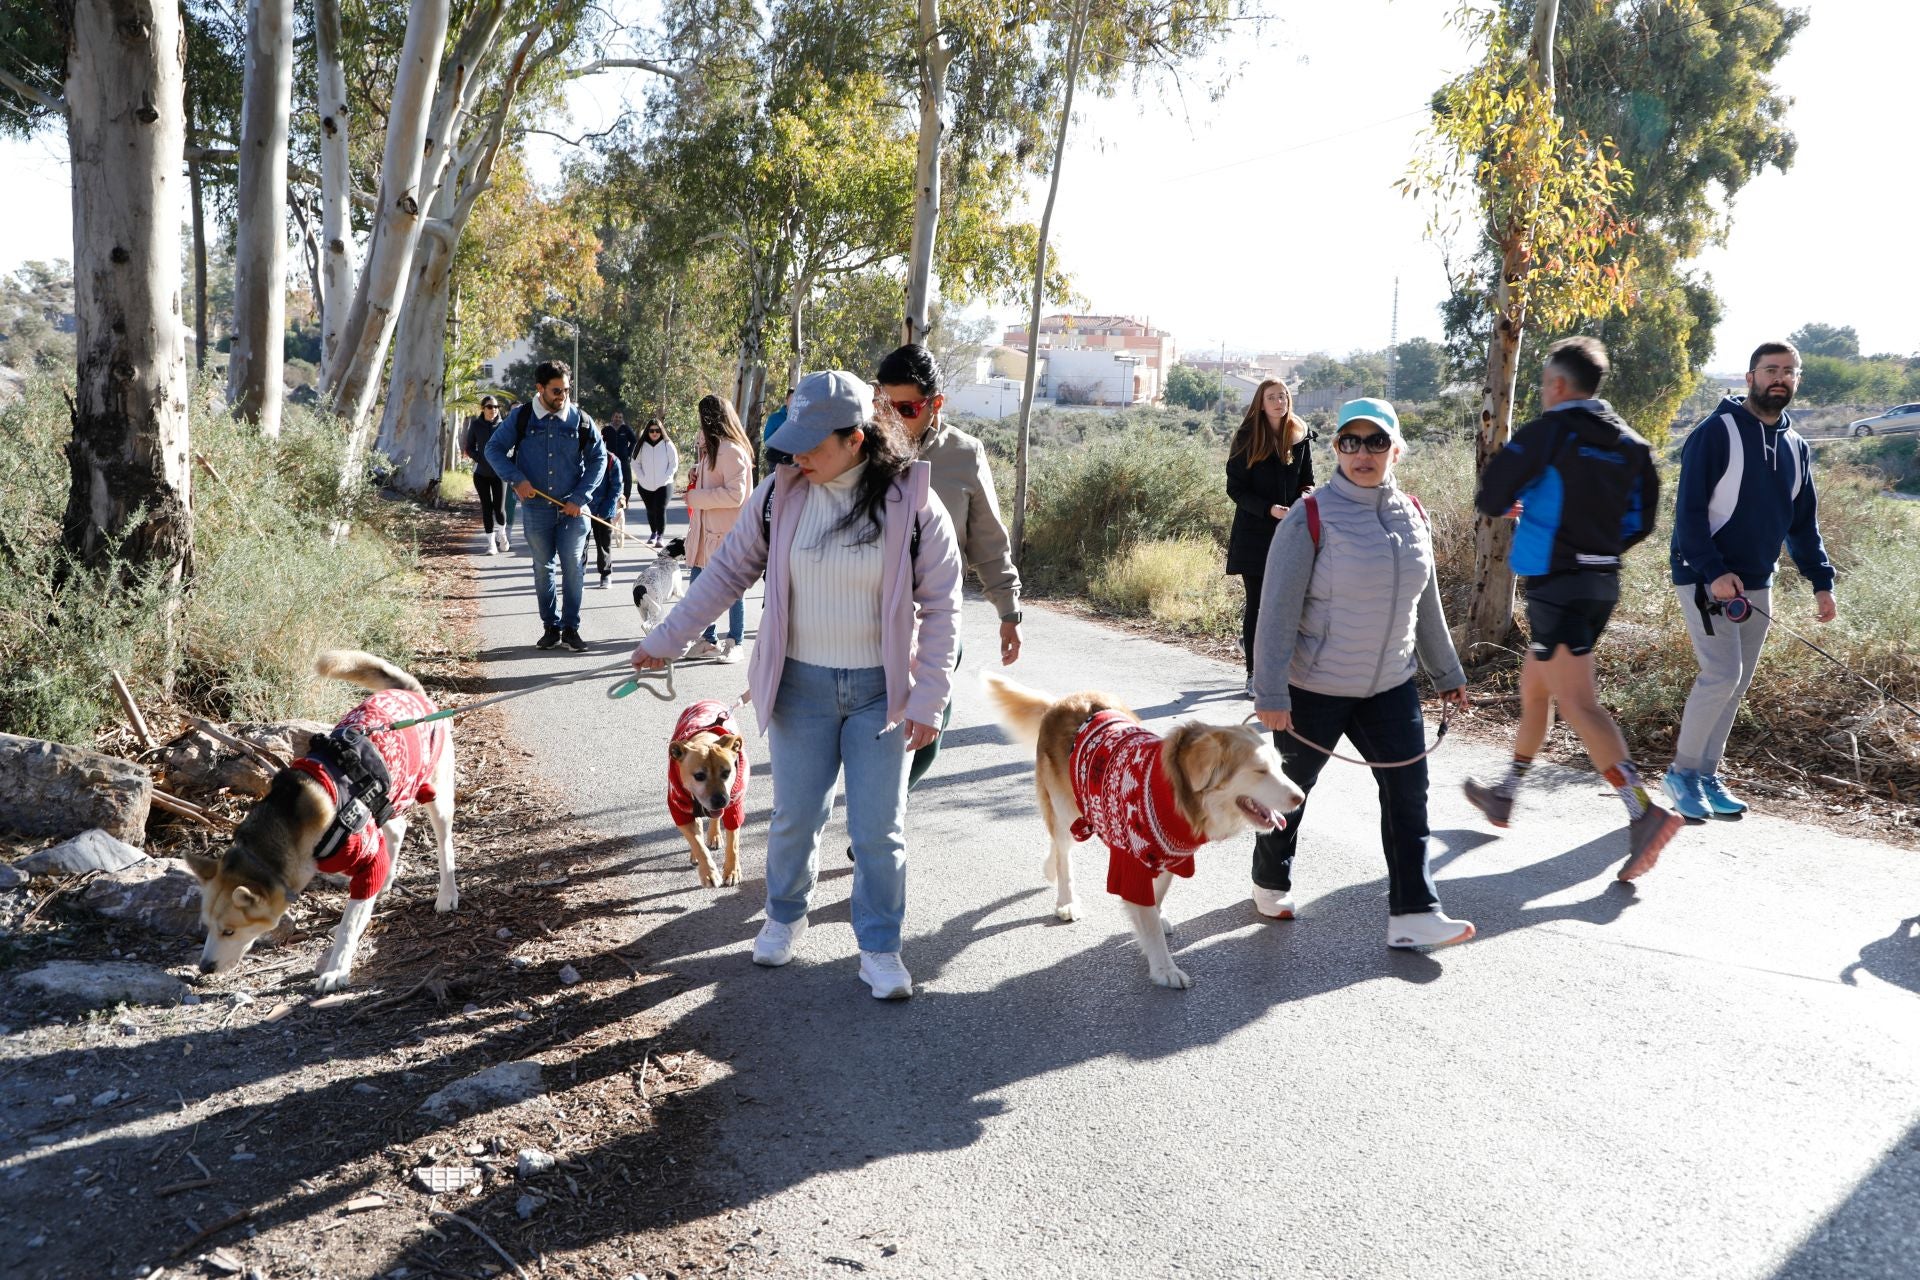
left=1387, top=911, right=1475, bottom=949
left=1251, top=885, right=1295, bottom=919
left=1697, top=774, right=1748, bottom=819
left=752, top=916, right=807, bottom=967
left=1619, top=802, right=1685, bottom=881
left=1462, top=777, right=1514, bottom=829
left=859, top=950, right=913, bottom=1000
left=1660, top=768, right=1711, bottom=824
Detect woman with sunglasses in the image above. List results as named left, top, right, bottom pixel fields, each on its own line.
left=874, top=342, right=1023, bottom=792
left=633, top=417, right=678, bottom=547
left=1249, top=398, right=1475, bottom=950
left=1226, top=379, right=1315, bottom=697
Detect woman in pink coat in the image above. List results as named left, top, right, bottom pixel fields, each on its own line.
left=684, top=394, right=755, bottom=660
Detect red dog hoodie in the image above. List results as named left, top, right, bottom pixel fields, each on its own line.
left=1068, top=711, right=1205, bottom=907
left=667, top=700, right=748, bottom=830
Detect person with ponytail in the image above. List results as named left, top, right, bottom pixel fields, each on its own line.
left=631, top=371, right=963, bottom=1000
left=684, top=395, right=755, bottom=661
left=1226, top=379, right=1314, bottom=696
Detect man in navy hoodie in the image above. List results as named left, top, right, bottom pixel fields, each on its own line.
left=1665, top=339, right=1837, bottom=820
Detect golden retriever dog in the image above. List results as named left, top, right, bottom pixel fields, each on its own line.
left=667, top=699, right=748, bottom=887
left=985, top=674, right=1303, bottom=989
left=187, top=651, right=458, bottom=992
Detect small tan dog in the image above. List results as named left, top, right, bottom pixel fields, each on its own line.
left=985, top=674, right=1303, bottom=989
left=666, top=700, right=748, bottom=887
left=188, top=651, right=458, bottom=992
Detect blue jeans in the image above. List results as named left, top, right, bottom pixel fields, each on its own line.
left=520, top=501, right=587, bottom=631
left=689, top=565, right=744, bottom=644
left=765, top=660, right=909, bottom=952
left=1251, top=678, right=1440, bottom=916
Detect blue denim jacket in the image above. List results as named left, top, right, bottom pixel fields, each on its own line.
left=483, top=405, right=607, bottom=509
left=589, top=453, right=625, bottom=520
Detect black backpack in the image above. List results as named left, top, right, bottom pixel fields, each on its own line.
left=761, top=475, right=920, bottom=557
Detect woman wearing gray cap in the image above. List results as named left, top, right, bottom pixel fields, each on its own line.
left=631, top=370, right=964, bottom=1000
left=1249, top=398, right=1475, bottom=950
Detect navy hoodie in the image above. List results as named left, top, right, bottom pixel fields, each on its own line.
left=1668, top=396, right=1834, bottom=593
left=1476, top=399, right=1659, bottom=578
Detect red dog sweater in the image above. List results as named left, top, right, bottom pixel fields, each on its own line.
left=667, top=700, right=748, bottom=830
left=288, top=688, right=445, bottom=900
left=1068, top=711, right=1205, bottom=906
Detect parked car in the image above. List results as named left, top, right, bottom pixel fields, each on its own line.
left=1849, top=404, right=1920, bottom=437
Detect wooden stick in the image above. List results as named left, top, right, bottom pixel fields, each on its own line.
left=347, top=965, right=443, bottom=1020
left=430, top=1210, right=530, bottom=1279
left=111, top=671, right=156, bottom=750
left=154, top=1176, right=216, bottom=1198
left=23, top=871, right=99, bottom=925
left=168, top=1206, right=253, bottom=1259
left=189, top=717, right=289, bottom=774
left=151, top=790, right=226, bottom=828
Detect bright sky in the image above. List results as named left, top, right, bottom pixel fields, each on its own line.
left=2, top=1, right=1911, bottom=371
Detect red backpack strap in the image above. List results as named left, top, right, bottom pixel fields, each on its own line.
left=1407, top=493, right=1428, bottom=526
left=1303, top=494, right=1321, bottom=549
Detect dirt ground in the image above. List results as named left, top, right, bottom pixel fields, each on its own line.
left=0, top=511, right=759, bottom=1280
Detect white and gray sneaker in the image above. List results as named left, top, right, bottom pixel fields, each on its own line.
left=858, top=950, right=913, bottom=1000
left=1386, top=910, right=1475, bottom=950
left=717, top=638, right=745, bottom=664
left=752, top=916, right=807, bottom=967
left=495, top=530, right=509, bottom=553
left=1252, top=885, right=1295, bottom=920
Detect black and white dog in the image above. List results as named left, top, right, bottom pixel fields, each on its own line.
left=633, top=537, right=686, bottom=633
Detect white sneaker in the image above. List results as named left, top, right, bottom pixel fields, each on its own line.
left=1386, top=910, right=1475, bottom=950
left=716, top=638, right=744, bottom=664
left=687, top=639, right=720, bottom=659
left=495, top=530, right=509, bottom=553
left=596, top=573, right=611, bottom=590
left=479, top=533, right=496, bottom=556
left=752, top=916, right=807, bottom=967
left=1252, top=885, right=1295, bottom=919
left=858, top=950, right=913, bottom=999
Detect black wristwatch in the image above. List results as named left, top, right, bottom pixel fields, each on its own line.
left=1002, top=610, right=1023, bottom=626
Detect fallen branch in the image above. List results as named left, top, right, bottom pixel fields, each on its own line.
left=168, top=1207, right=253, bottom=1260
left=23, top=870, right=100, bottom=925
left=347, top=964, right=444, bottom=1020
left=430, top=1210, right=530, bottom=1279
left=111, top=671, right=156, bottom=750
left=154, top=1176, right=216, bottom=1198
left=151, top=789, right=227, bottom=828
left=189, top=716, right=290, bottom=775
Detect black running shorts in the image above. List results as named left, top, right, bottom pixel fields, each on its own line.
left=1524, top=571, right=1620, bottom=659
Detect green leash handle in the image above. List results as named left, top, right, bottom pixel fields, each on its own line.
left=608, top=663, right=676, bottom=702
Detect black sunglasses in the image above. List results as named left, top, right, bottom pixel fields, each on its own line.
left=1335, top=430, right=1393, bottom=455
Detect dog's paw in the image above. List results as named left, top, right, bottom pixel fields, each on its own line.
left=719, top=865, right=741, bottom=887
left=695, top=861, right=717, bottom=888
left=435, top=883, right=459, bottom=913
left=314, top=967, right=353, bottom=994
left=1054, top=900, right=1079, bottom=922
left=1148, top=963, right=1193, bottom=990
left=1160, top=915, right=1175, bottom=935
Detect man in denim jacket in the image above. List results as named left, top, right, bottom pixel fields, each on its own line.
left=484, top=359, right=607, bottom=651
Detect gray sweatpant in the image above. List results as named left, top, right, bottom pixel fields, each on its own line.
left=1672, top=584, right=1772, bottom=774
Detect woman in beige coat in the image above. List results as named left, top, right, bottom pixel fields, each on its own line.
left=684, top=394, right=754, bottom=659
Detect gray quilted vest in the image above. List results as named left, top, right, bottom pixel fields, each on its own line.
left=1292, top=470, right=1434, bottom=699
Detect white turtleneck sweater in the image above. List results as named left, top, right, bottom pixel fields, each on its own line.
left=786, top=461, right=886, bottom=668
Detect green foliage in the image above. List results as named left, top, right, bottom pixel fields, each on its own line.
left=1393, top=337, right=1447, bottom=402
left=0, top=260, right=75, bottom=373
left=0, top=375, right=437, bottom=745
left=1798, top=355, right=1919, bottom=408
left=1164, top=364, right=1226, bottom=411
left=1791, top=322, right=1861, bottom=361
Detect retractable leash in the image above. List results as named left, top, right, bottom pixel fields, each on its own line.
left=1244, top=706, right=1455, bottom=769
left=380, top=660, right=677, bottom=731
left=1703, top=592, right=1920, bottom=723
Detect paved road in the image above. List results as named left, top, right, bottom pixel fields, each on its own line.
left=470, top=508, right=1919, bottom=1280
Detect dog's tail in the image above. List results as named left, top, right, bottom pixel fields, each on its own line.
left=315, top=649, right=425, bottom=695
left=981, top=673, right=1054, bottom=749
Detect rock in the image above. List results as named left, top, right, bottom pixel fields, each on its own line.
left=77, top=858, right=204, bottom=935
left=0, top=734, right=152, bottom=846
left=19, top=829, right=148, bottom=877
left=90, top=1089, right=118, bottom=1107
left=0, top=862, right=25, bottom=890
left=156, top=719, right=329, bottom=799
left=516, top=1193, right=545, bottom=1220
left=419, top=1061, right=544, bottom=1118
left=557, top=964, right=580, bottom=986
left=516, top=1148, right=555, bottom=1178
left=14, top=961, right=189, bottom=1008
left=50, top=1094, right=75, bottom=1107
left=410, top=1164, right=482, bottom=1194
left=495, top=927, right=513, bottom=940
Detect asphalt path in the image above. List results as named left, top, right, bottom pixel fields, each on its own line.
left=468, top=503, right=1919, bottom=1280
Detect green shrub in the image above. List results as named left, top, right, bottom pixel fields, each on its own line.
left=0, top=373, right=437, bottom=745
left=1088, top=538, right=1242, bottom=635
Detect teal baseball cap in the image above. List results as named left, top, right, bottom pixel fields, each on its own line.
left=1335, top=397, right=1403, bottom=444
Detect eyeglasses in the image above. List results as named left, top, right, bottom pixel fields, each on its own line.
left=1335, top=431, right=1393, bottom=454
left=1754, top=364, right=1801, bottom=380
left=891, top=397, right=930, bottom=420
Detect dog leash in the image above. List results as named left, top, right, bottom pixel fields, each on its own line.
left=1736, top=597, right=1920, bottom=722
left=526, top=484, right=625, bottom=536
left=1245, top=706, right=1454, bottom=769
left=381, top=660, right=677, bottom=730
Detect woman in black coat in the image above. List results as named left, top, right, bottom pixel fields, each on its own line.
left=1225, top=378, right=1314, bottom=694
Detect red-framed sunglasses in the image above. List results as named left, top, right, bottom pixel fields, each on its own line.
left=890, top=396, right=931, bottom=420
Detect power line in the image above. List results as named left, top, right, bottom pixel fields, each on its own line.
left=1167, top=107, right=1430, bottom=183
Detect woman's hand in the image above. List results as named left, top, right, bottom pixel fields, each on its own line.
left=631, top=649, right=667, bottom=672
left=1269, top=504, right=1288, bottom=520
left=1437, top=686, right=1471, bottom=712
left=999, top=619, right=1023, bottom=666
left=1255, top=709, right=1292, bottom=734
left=903, top=720, right=939, bottom=751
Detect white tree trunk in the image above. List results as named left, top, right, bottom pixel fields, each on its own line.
left=226, top=0, right=294, bottom=436
left=1011, top=0, right=1088, bottom=564
left=323, top=0, right=450, bottom=428
left=902, top=0, right=948, bottom=346
left=314, top=0, right=354, bottom=371
left=62, top=0, right=192, bottom=584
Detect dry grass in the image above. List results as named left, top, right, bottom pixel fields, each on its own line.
left=1088, top=538, right=1242, bottom=636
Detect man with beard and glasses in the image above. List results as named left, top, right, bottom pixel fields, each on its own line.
left=1663, top=339, right=1837, bottom=822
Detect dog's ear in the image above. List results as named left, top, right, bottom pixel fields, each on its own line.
left=716, top=733, right=743, bottom=756
left=232, top=884, right=259, bottom=909
left=184, top=847, right=221, bottom=882
left=669, top=741, right=688, bottom=762
left=1173, top=725, right=1233, bottom=795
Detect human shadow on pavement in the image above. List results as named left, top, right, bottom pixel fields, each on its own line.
left=1768, top=1114, right=1920, bottom=1279
left=1839, top=914, right=1920, bottom=996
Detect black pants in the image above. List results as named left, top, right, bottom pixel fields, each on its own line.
left=616, top=455, right=636, bottom=501
left=638, top=484, right=670, bottom=538
left=588, top=521, right=614, bottom=577
left=474, top=474, right=506, bottom=533
left=1239, top=573, right=1261, bottom=674
left=1252, top=679, right=1439, bottom=916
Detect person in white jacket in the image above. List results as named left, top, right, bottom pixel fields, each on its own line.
left=632, top=417, right=679, bottom=547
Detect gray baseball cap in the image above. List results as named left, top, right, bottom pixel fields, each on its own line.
left=765, top=370, right=875, bottom=456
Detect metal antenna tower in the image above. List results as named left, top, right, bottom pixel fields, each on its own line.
left=1386, top=276, right=1400, bottom=399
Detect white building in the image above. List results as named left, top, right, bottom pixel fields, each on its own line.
left=945, top=377, right=1028, bottom=420
left=1043, top=347, right=1143, bottom=407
